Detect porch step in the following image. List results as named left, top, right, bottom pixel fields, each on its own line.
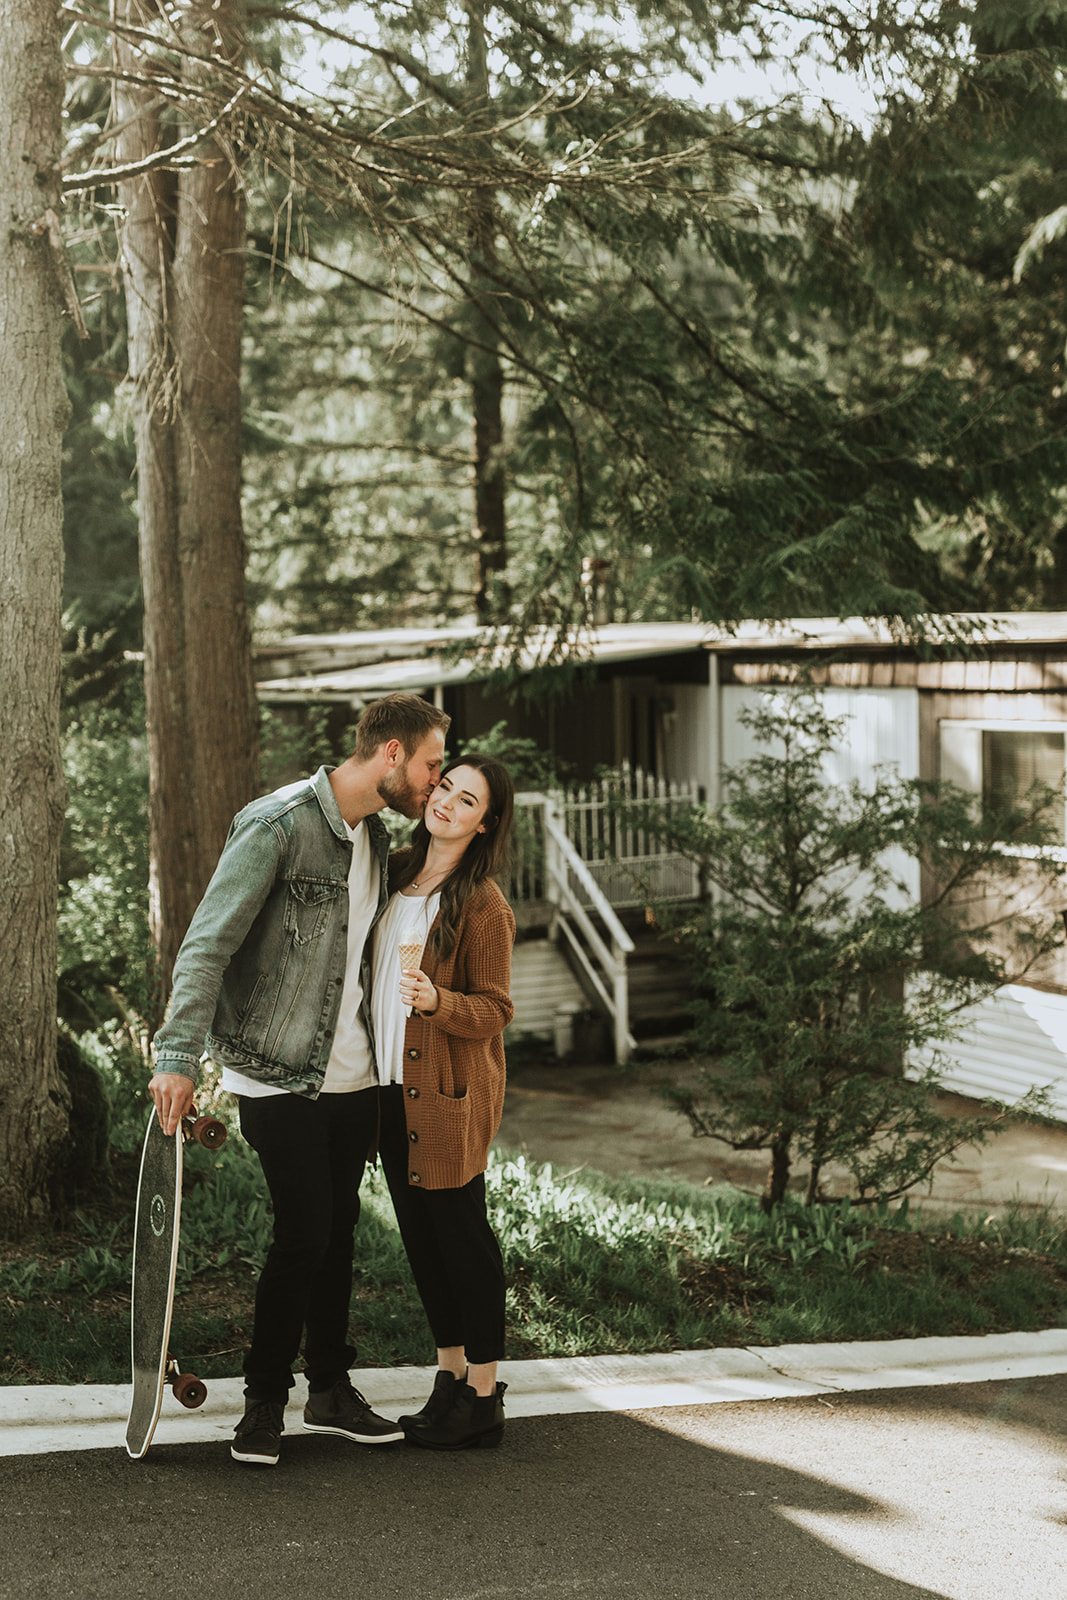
left=627, top=945, right=695, bottom=1037
left=507, top=930, right=694, bottom=1044
left=507, top=938, right=587, bottom=1041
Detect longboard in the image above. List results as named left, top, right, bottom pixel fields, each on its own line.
left=125, top=1110, right=227, bottom=1460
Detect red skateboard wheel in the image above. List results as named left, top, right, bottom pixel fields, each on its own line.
left=172, top=1371, right=208, bottom=1409
left=188, top=1115, right=227, bottom=1150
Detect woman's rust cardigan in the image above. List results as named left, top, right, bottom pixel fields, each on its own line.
left=389, top=876, right=515, bottom=1191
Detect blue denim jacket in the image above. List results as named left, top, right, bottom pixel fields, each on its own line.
left=152, top=767, right=390, bottom=1097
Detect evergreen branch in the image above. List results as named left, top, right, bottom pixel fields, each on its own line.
left=62, top=83, right=250, bottom=191
left=62, top=5, right=759, bottom=198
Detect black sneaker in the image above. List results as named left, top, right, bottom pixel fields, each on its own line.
left=231, top=1399, right=284, bottom=1466
left=303, top=1379, right=404, bottom=1445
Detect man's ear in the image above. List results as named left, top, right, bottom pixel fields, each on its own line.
left=382, top=738, right=403, bottom=767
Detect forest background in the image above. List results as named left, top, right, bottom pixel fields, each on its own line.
left=4, top=0, right=1067, bottom=1230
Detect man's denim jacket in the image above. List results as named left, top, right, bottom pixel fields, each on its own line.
left=152, top=767, right=390, bottom=1097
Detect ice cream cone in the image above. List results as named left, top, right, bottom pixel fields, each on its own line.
left=398, top=938, right=423, bottom=1015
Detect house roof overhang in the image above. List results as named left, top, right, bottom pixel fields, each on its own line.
left=254, top=622, right=718, bottom=704
left=253, top=614, right=1067, bottom=705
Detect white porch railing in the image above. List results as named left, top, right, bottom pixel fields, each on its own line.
left=511, top=766, right=704, bottom=908
left=543, top=796, right=636, bottom=1064
left=559, top=764, right=703, bottom=907
left=510, top=769, right=703, bottom=1064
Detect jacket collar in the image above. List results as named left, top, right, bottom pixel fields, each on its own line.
left=311, top=765, right=390, bottom=852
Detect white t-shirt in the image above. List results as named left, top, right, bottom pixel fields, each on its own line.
left=221, top=817, right=379, bottom=1099
left=371, top=890, right=441, bottom=1087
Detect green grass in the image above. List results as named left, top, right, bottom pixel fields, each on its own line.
left=3, top=1140, right=1067, bottom=1386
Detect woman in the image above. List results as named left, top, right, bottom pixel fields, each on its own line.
left=371, top=752, right=516, bottom=1450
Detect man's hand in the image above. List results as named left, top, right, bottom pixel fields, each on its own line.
left=149, top=1073, right=197, bottom=1136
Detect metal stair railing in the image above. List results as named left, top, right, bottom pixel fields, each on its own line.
left=540, top=794, right=636, bottom=1065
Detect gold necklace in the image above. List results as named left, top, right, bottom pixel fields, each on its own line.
left=411, top=867, right=447, bottom=890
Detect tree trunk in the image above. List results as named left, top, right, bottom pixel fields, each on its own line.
left=760, top=1135, right=793, bottom=1213
left=465, top=1, right=509, bottom=621
left=469, top=295, right=508, bottom=620
left=803, top=1161, right=823, bottom=1207
left=115, top=0, right=258, bottom=1011
left=0, top=0, right=71, bottom=1231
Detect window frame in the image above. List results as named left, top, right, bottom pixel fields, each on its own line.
left=938, top=718, right=1067, bottom=855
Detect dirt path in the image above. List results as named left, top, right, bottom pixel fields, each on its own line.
left=495, top=1056, right=1067, bottom=1214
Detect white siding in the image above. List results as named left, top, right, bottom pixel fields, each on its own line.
left=721, top=685, right=920, bottom=783
left=912, top=985, right=1067, bottom=1121
left=720, top=685, right=922, bottom=907
left=662, top=681, right=712, bottom=790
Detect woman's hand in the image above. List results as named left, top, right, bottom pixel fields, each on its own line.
left=400, top=967, right=439, bottom=1016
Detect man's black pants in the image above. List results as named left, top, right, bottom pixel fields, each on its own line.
left=237, top=1087, right=379, bottom=1403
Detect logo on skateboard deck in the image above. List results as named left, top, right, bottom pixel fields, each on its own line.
left=150, top=1193, right=167, bottom=1237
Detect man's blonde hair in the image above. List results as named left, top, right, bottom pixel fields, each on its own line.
left=352, top=693, right=450, bottom=761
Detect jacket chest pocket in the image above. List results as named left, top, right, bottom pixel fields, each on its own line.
left=283, top=875, right=343, bottom=946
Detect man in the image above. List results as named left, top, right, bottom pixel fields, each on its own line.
left=150, top=693, right=449, bottom=1466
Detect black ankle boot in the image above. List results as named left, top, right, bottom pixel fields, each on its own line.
left=398, top=1369, right=459, bottom=1433
left=407, top=1380, right=506, bottom=1451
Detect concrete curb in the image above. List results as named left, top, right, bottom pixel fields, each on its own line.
left=3, top=1328, right=1066, bottom=1458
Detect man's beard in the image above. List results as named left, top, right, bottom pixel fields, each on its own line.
left=377, top=760, right=427, bottom=819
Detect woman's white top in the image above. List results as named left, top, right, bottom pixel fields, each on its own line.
left=371, top=889, right=441, bottom=1087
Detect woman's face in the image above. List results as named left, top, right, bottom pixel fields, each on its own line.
left=425, top=764, right=491, bottom=847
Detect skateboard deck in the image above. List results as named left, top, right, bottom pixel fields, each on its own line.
left=125, top=1110, right=226, bottom=1460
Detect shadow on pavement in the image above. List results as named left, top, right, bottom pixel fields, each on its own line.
left=5, top=1373, right=1063, bottom=1598
left=631, top=1373, right=1067, bottom=1599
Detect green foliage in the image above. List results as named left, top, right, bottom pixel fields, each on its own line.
left=58, top=681, right=152, bottom=1047
left=5, top=1143, right=1067, bottom=1384
left=60, top=240, right=140, bottom=634
left=623, top=689, right=1067, bottom=1208
left=234, top=4, right=999, bottom=640
left=56, top=3, right=1067, bottom=640
left=258, top=702, right=348, bottom=792
left=461, top=719, right=569, bottom=790
left=849, top=0, right=1067, bottom=609
left=53, top=1032, right=111, bottom=1197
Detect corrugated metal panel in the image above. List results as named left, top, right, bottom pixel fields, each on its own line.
left=506, top=940, right=587, bottom=1040
left=910, top=985, right=1067, bottom=1121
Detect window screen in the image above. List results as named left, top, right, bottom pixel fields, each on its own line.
left=982, top=730, right=1064, bottom=810
left=983, top=730, right=1065, bottom=841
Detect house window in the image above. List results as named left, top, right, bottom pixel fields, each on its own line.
left=939, top=723, right=1066, bottom=844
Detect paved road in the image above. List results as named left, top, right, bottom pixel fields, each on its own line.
left=2, top=1374, right=1063, bottom=1600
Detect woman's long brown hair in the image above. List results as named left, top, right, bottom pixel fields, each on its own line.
left=388, top=754, right=515, bottom=961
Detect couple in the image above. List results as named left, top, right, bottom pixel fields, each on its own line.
left=149, top=694, right=516, bottom=1466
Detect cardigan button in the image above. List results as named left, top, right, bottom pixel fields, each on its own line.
left=406, top=1087, right=420, bottom=1099
left=410, top=1171, right=421, bottom=1184
left=406, top=1048, right=420, bottom=1060
left=408, top=1130, right=418, bottom=1143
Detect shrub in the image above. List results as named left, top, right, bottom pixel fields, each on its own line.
left=620, top=690, right=1067, bottom=1209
